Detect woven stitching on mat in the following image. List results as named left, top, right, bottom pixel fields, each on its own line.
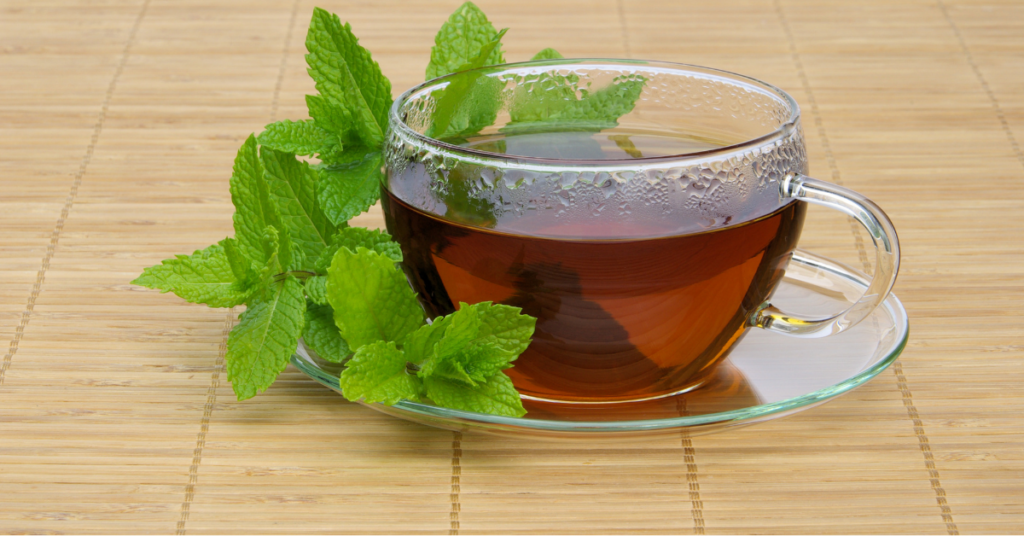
left=774, top=1, right=958, bottom=533
left=0, top=0, right=152, bottom=389
left=174, top=0, right=302, bottom=533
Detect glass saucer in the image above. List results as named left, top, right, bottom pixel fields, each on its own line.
left=290, top=251, right=909, bottom=440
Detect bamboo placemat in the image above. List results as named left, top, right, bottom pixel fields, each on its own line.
left=1, top=0, right=1022, bottom=533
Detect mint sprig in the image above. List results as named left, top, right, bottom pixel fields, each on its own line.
left=339, top=300, right=535, bottom=417
left=133, top=2, right=643, bottom=417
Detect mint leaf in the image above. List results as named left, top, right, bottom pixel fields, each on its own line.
left=418, top=308, right=483, bottom=384
left=316, top=148, right=383, bottom=226
left=225, top=276, right=306, bottom=400
left=305, top=95, right=358, bottom=154
left=427, top=28, right=508, bottom=140
left=303, top=302, right=350, bottom=363
left=458, top=301, right=537, bottom=356
left=417, top=303, right=535, bottom=384
left=449, top=342, right=507, bottom=384
left=423, top=372, right=525, bottom=417
left=258, top=224, right=299, bottom=278
left=132, top=242, right=254, bottom=308
left=325, top=247, right=425, bottom=349
left=424, top=356, right=478, bottom=386
left=432, top=75, right=504, bottom=142
left=422, top=343, right=510, bottom=387
left=221, top=236, right=259, bottom=290
left=261, top=147, right=337, bottom=261
left=305, top=275, right=328, bottom=305
left=428, top=306, right=482, bottom=361
left=305, top=8, right=392, bottom=148
left=503, top=69, right=581, bottom=131
left=230, top=135, right=284, bottom=265
left=531, top=47, right=563, bottom=60
left=505, top=76, right=646, bottom=134
left=426, top=1, right=505, bottom=80
left=339, top=341, right=423, bottom=404
left=400, top=315, right=454, bottom=365
left=257, top=119, right=341, bottom=159
left=315, top=227, right=401, bottom=272
left=259, top=226, right=283, bottom=275
left=549, top=78, right=645, bottom=128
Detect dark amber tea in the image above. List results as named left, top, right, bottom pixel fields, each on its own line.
left=383, top=189, right=806, bottom=402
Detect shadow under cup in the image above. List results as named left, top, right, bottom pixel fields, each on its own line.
left=382, top=60, right=812, bottom=403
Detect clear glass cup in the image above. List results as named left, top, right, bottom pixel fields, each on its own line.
left=381, top=59, right=899, bottom=404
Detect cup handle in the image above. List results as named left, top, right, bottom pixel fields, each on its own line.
left=751, top=173, right=901, bottom=338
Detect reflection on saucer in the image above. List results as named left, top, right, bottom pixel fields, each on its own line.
left=521, top=361, right=763, bottom=422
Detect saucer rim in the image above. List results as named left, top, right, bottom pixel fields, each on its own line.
left=290, top=250, right=909, bottom=434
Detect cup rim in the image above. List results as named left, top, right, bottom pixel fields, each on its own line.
left=388, top=58, right=802, bottom=167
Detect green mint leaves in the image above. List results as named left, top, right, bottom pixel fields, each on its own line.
left=303, top=302, right=350, bottom=363
left=504, top=74, right=646, bottom=135
left=136, top=2, right=622, bottom=417
left=426, top=28, right=509, bottom=141
left=338, top=300, right=534, bottom=417
left=317, top=245, right=533, bottom=417
left=257, top=119, right=341, bottom=161
left=262, top=147, right=337, bottom=261
left=316, top=148, right=384, bottom=227
left=325, top=248, right=425, bottom=349
left=306, top=7, right=391, bottom=149
left=426, top=2, right=506, bottom=80
left=425, top=3, right=509, bottom=141
left=424, top=372, right=524, bottom=418
left=132, top=241, right=255, bottom=308
left=316, top=227, right=402, bottom=273
left=340, top=341, right=423, bottom=405
left=228, top=135, right=283, bottom=267
left=317, top=243, right=533, bottom=417
left=226, top=276, right=306, bottom=400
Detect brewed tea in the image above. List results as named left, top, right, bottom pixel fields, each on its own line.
left=383, top=187, right=806, bottom=402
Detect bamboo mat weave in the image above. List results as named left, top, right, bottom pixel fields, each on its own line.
left=1, top=0, right=1023, bottom=533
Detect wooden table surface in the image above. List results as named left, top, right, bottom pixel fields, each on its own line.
left=2, top=0, right=1022, bottom=533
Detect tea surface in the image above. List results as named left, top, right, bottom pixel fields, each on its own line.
left=456, top=128, right=727, bottom=161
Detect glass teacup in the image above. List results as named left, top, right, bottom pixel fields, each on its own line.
left=382, top=60, right=899, bottom=404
